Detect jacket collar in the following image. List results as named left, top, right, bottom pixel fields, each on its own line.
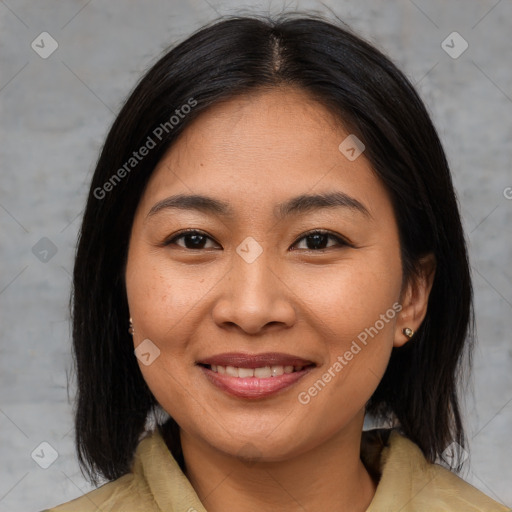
left=132, top=427, right=506, bottom=511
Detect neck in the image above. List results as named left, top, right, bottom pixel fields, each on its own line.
left=179, top=417, right=377, bottom=512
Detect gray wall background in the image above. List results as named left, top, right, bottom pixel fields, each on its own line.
left=1, top=1, right=511, bottom=510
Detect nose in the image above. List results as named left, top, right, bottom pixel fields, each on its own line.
left=211, top=247, right=297, bottom=335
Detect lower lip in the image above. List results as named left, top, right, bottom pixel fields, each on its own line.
left=199, top=365, right=314, bottom=399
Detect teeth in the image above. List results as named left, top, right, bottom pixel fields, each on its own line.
left=254, top=366, right=271, bottom=378
left=238, top=367, right=254, bottom=378
left=225, top=365, right=238, bottom=377
left=208, top=364, right=306, bottom=377
left=271, top=365, right=284, bottom=377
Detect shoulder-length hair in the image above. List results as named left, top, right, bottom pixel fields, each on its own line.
left=71, top=12, right=473, bottom=485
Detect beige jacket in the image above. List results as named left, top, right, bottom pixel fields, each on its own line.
left=45, top=428, right=510, bottom=511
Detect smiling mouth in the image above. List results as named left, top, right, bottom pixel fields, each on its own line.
left=196, top=354, right=316, bottom=399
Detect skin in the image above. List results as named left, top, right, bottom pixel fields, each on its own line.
left=125, top=87, right=435, bottom=512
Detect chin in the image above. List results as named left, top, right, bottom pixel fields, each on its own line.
left=205, top=428, right=312, bottom=462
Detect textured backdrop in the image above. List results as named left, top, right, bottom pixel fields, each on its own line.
left=1, top=1, right=511, bottom=510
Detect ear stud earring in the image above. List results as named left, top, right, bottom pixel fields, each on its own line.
left=402, top=327, right=414, bottom=338
left=128, top=317, right=135, bottom=335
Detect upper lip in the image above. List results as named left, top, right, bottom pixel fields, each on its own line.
left=197, top=352, right=316, bottom=369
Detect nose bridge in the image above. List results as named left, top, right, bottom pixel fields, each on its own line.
left=211, top=237, right=296, bottom=333
left=231, top=237, right=277, bottom=304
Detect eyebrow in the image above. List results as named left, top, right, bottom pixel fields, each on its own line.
left=146, top=191, right=371, bottom=220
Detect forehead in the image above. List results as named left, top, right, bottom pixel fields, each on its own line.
left=138, top=88, right=391, bottom=221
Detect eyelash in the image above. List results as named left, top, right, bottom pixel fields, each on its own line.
left=163, top=228, right=351, bottom=252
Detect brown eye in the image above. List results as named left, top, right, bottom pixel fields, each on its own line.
left=164, top=230, right=220, bottom=250
left=291, top=230, right=348, bottom=251
left=163, top=229, right=349, bottom=251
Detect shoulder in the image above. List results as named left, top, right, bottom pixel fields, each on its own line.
left=43, top=472, right=158, bottom=512
left=43, top=428, right=205, bottom=512
left=363, top=429, right=510, bottom=512
left=44, top=434, right=161, bottom=511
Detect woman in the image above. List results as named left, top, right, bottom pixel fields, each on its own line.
left=45, top=12, right=509, bottom=512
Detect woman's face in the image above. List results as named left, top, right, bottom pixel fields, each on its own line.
left=125, top=87, right=417, bottom=461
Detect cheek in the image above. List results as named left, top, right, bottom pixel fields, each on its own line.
left=290, top=255, right=401, bottom=401
left=287, top=255, right=402, bottom=337
left=125, top=250, right=212, bottom=340
left=125, top=252, right=201, bottom=424
left=293, top=291, right=398, bottom=441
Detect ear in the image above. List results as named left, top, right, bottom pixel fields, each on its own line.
left=394, top=253, right=436, bottom=347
